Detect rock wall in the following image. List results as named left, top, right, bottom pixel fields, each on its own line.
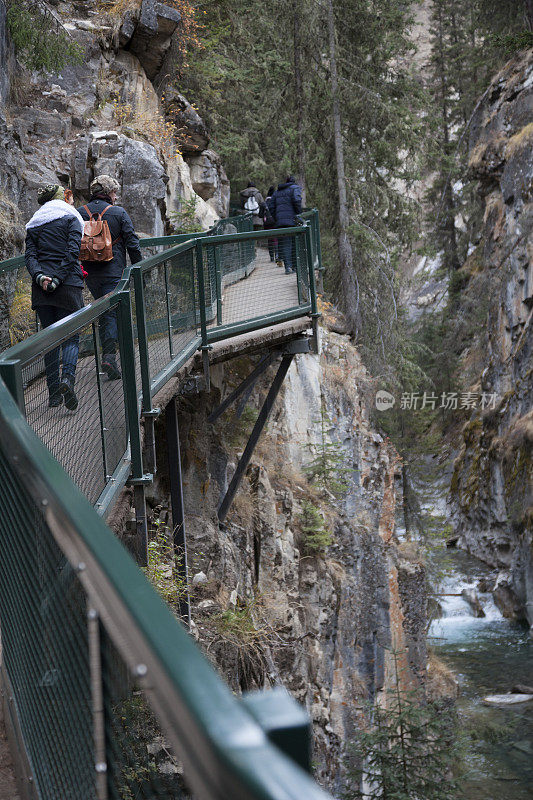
left=449, top=49, right=533, bottom=631
left=146, top=328, right=427, bottom=793
left=0, top=0, right=228, bottom=240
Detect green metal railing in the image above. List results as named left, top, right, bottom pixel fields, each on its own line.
left=0, top=209, right=326, bottom=799
left=0, top=212, right=320, bottom=517
left=0, top=377, right=332, bottom=800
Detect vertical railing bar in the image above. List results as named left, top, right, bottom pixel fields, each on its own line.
left=194, top=240, right=210, bottom=391
left=190, top=247, right=198, bottom=335
left=165, top=260, right=174, bottom=360
left=132, top=267, right=152, bottom=414
left=93, top=323, right=108, bottom=487
left=214, top=245, right=223, bottom=325
left=87, top=603, right=108, bottom=800
left=116, top=293, right=143, bottom=480
left=294, top=233, right=302, bottom=305
left=0, top=361, right=26, bottom=414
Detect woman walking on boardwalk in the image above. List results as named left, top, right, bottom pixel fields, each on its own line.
left=25, top=184, right=85, bottom=410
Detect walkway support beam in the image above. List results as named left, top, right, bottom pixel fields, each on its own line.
left=166, top=397, right=191, bottom=627
left=217, top=354, right=294, bottom=523
left=207, top=351, right=278, bottom=425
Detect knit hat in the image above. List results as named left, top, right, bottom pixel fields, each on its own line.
left=90, top=175, right=120, bottom=196
left=37, top=184, right=63, bottom=205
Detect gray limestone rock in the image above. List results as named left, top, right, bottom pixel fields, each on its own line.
left=187, top=149, right=230, bottom=216
left=127, top=1, right=181, bottom=80
left=72, top=131, right=168, bottom=236
left=164, top=90, right=209, bottom=155
left=450, top=50, right=533, bottom=631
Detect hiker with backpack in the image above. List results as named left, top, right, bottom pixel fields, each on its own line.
left=78, top=175, right=142, bottom=380
left=270, top=175, right=303, bottom=274
left=25, top=184, right=85, bottom=410
left=239, top=181, right=265, bottom=230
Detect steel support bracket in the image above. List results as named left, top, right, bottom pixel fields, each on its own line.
left=282, top=337, right=312, bottom=355
left=180, top=375, right=206, bottom=396
left=217, top=354, right=294, bottom=522
left=141, top=407, right=161, bottom=419
left=127, top=473, right=153, bottom=487
left=242, top=687, right=311, bottom=773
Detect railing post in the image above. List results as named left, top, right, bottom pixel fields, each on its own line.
left=294, top=233, right=302, bottom=305
left=314, top=209, right=324, bottom=293
left=195, top=239, right=211, bottom=392
left=0, top=360, right=25, bottom=414
left=116, top=291, right=151, bottom=566
left=214, top=245, right=223, bottom=325
left=132, top=267, right=153, bottom=414
left=87, top=604, right=108, bottom=800
left=92, top=325, right=108, bottom=488
left=165, top=261, right=174, bottom=360
left=304, top=224, right=320, bottom=353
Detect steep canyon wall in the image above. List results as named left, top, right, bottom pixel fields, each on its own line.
left=449, top=49, right=533, bottom=631
left=141, top=329, right=427, bottom=792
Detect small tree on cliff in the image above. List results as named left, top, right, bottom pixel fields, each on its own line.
left=347, top=656, right=458, bottom=800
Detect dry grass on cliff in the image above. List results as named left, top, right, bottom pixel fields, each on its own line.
left=0, top=194, right=24, bottom=259
left=505, top=122, right=533, bottom=157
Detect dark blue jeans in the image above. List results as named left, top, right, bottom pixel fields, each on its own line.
left=36, top=306, right=80, bottom=393
left=278, top=232, right=296, bottom=273
left=85, top=275, right=119, bottom=356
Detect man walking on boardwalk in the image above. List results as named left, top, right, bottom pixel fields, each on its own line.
left=271, top=176, right=302, bottom=274
left=78, top=175, right=142, bottom=380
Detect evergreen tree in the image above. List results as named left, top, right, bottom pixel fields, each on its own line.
left=347, top=657, right=459, bottom=800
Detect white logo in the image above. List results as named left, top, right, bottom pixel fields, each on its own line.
left=375, top=390, right=395, bottom=411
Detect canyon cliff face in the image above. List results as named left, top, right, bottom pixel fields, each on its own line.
left=449, top=49, right=533, bottom=631
left=144, top=327, right=427, bottom=793
left=0, top=0, right=228, bottom=243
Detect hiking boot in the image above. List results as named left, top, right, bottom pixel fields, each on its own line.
left=276, top=259, right=284, bottom=268
left=59, top=374, right=78, bottom=411
left=48, top=388, right=63, bottom=408
left=101, top=356, right=121, bottom=381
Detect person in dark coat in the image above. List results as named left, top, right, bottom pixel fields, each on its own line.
left=239, top=181, right=265, bottom=229
left=78, top=174, right=142, bottom=380
left=25, top=184, right=85, bottom=410
left=270, top=176, right=302, bottom=273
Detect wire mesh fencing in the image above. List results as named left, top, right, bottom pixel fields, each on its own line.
left=0, top=449, right=192, bottom=800
left=20, top=307, right=129, bottom=507
left=202, top=228, right=311, bottom=334
left=0, top=455, right=94, bottom=799
left=134, top=244, right=200, bottom=399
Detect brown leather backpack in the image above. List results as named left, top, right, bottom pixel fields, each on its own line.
left=80, top=205, right=114, bottom=262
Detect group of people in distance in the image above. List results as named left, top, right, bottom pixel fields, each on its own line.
left=24, top=175, right=142, bottom=411
left=239, top=175, right=303, bottom=274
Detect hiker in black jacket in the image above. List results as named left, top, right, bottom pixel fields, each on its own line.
left=25, top=184, right=85, bottom=410
left=78, top=175, right=142, bottom=380
left=271, top=176, right=302, bottom=273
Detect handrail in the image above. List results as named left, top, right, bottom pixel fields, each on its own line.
left=0, top=208, right=327, bottom=799
left=0, top=210, right=320, bottom=514
left=0, top=376, right=333, bottom=800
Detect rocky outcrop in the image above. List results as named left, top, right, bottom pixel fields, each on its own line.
left=0, top=0, right=225, bottom=231
left=163, top=89, right=210, bottom=155
left=449, top=49, right=533, bottom=632
left=146, top=329, right=427, bottom=792
left=120, top=0, right=181, bottom=80
left=188, top=149, right=230, bottom=216
left=0, top=0, right=9, bottom=105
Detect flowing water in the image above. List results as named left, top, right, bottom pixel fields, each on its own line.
left=429, top=549, right=533, bottom=799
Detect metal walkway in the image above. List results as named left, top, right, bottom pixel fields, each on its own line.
left=0, top=211, right=331, bottom=800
